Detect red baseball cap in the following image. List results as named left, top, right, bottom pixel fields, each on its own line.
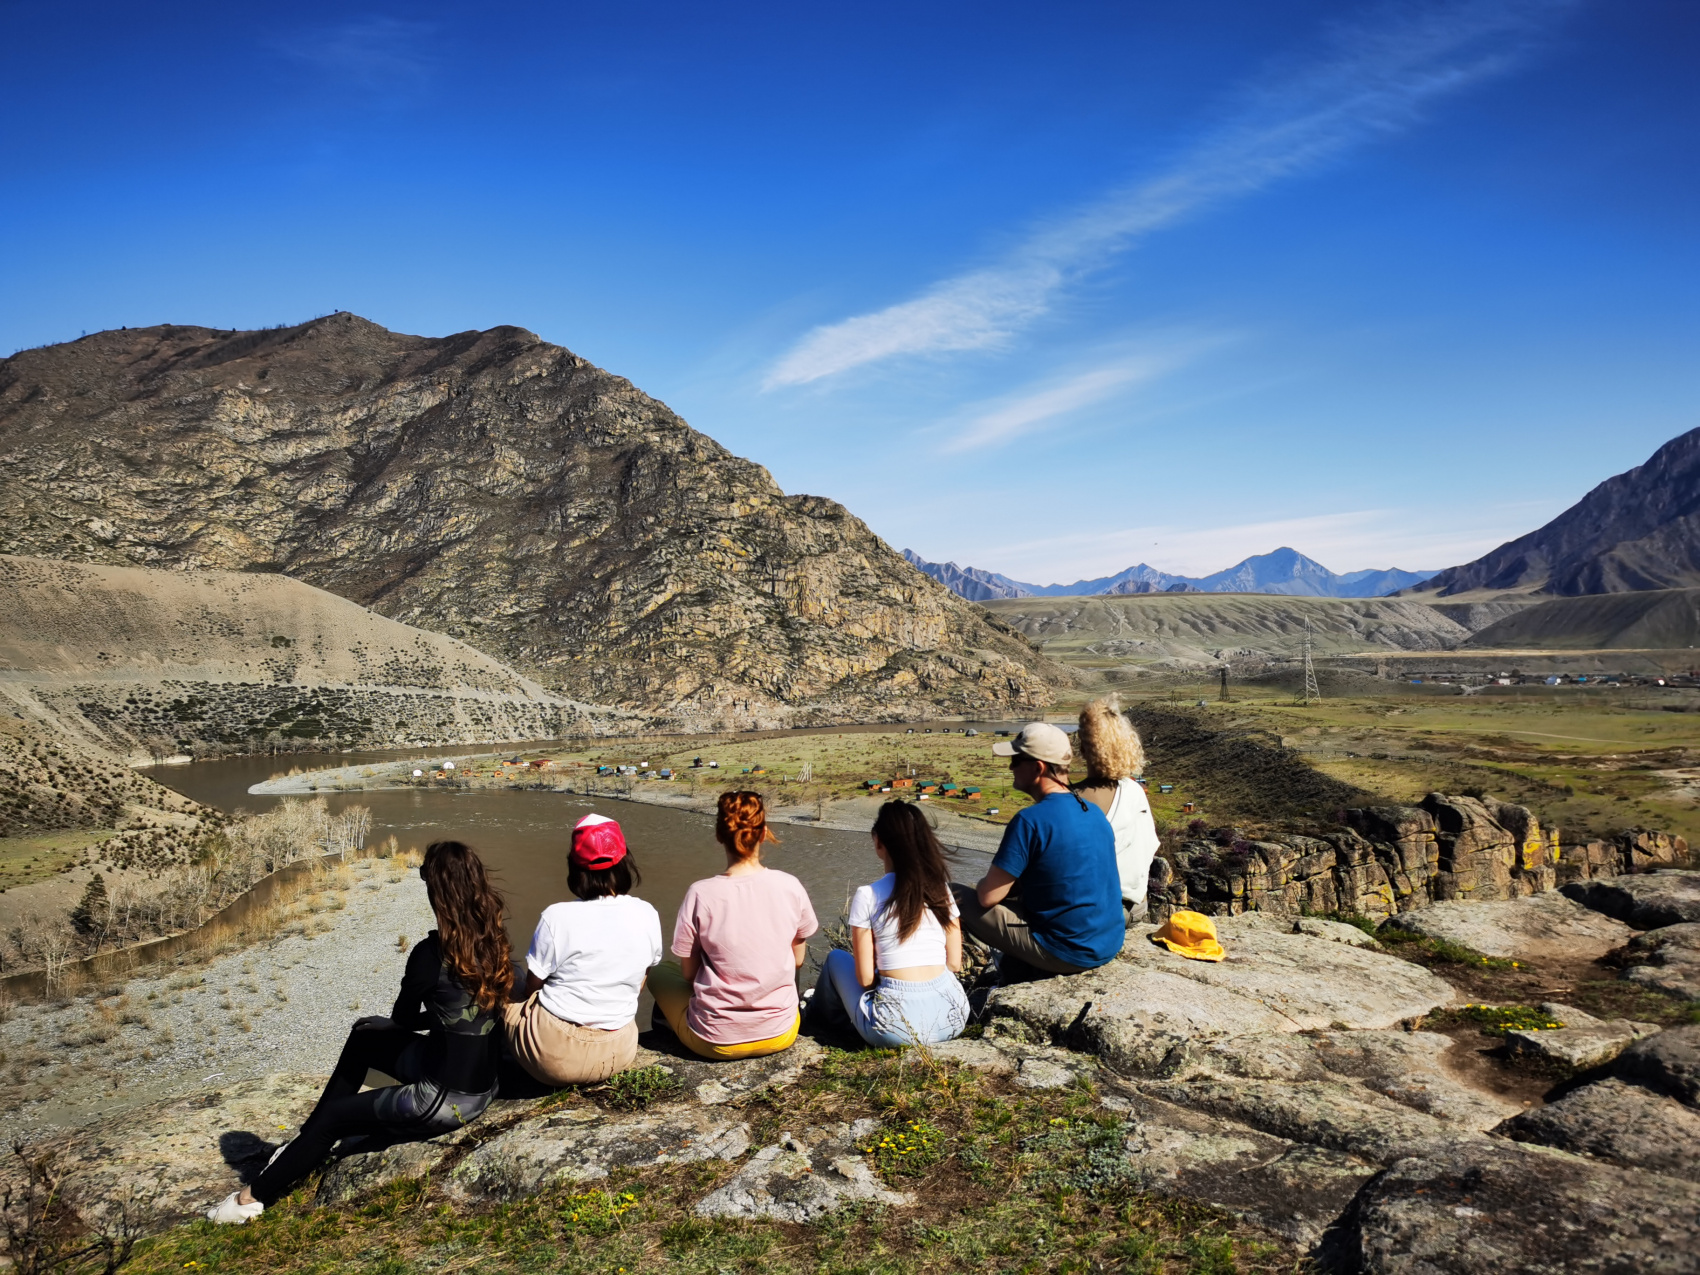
left=570, top=813, right=627, bottom=869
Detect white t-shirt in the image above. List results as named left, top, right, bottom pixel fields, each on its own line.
left=847, top=873, right=959, bottom=972
left=526, top=894, right=663, bottom=1030
left=1106, top=778, right=1160, bottom=910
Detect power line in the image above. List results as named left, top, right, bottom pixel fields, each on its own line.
left=1301, top=615, right=1320, bottom=704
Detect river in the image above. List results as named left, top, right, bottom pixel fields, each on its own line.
left=143, top=745, right=997, bottom=970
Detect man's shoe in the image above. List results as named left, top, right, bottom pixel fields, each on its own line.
left=206, top=1192, right=264, bottom=1225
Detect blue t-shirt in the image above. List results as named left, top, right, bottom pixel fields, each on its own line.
left=991, top=791, right=1123, bottom=969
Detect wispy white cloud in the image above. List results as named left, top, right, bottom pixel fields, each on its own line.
left=280, top=15, right=437, bottom=101
left=765, top=0, right=1575, bottom=389
left=937, top=334, right=1223, bottom=453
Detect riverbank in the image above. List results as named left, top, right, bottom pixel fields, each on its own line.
left=0, top=854, right=434, bottom=1143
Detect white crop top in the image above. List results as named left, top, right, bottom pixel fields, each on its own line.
left=847, top=873, right=959, bottom=972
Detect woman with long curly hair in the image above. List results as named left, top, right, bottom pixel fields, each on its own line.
left=208, top=840, right=511, bottom=1224
left=1073, top=696, right=1160, bottom=922
left=808, top=801, right=968, bottom=1046
left=645, top=792, right=818, bottom=1060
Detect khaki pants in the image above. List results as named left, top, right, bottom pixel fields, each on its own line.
left=502, top=994, right=638, bottom=1086
left=949, top=882, right=1088, bottom=976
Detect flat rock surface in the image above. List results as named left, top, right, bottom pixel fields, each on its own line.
left=988, top=914, right=1454, bottom=1073
left=1384, top=892, right=1634, bottom=961
left=694, top=1120, right=911, bottom=1223
left=449, top=1105, right=751, bottom=1201
left=1505, top=1014, right=1659, bottom=1072
left=1624, top=922, right=1700, bottom=1001
left=0, top=1073, right=322, bottom=1234
left=1616, top=1024, right=1700, bottom=1106
left=1325, top=1137, right=1700, bottom=1273
left=1497, top=1077, right=1700, bottom=1176
left=1294, top=917, right=1385, bottom=950
left=1563, top=869, right=1700, bottom=929
left=1102, top=1086, right=1377, bottom=1248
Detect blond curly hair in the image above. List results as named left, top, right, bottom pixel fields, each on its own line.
left=1076, top=695, right=1144, bottom=781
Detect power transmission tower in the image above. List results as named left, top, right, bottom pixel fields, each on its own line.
left=1301, top=615, right=1321, bottom=704
left=1218, top=664, right=1230, bottom=702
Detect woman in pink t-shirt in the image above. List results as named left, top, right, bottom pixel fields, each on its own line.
left=646, top=791, right=818, bottom=1060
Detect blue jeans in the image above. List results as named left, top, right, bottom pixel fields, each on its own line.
left=811, top=948, right=970, bottom=1047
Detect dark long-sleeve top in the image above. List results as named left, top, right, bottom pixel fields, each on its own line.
left=388, top=932, right=498, bottom=1094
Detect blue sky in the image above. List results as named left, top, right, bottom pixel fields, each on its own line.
left=3, top=1, right=1695, bottom=584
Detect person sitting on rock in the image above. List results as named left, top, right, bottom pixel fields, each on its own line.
left=207, top=840, right=510, bottom=1224
left=808, top=801, right=970, bottom=1046
left=646, top=791, right=818, bottom=1059
left=1072, top=696, right=1160, bottom=924
left=503, top=813, right=663, bottom=1087
left=950, top=722, right=1124, bottom=979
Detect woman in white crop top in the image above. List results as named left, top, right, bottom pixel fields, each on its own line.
left=807, top=802, right=970, bottom=1047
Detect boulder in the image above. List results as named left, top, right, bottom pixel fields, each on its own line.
left=1380, top=892, right=1633, bottom=962
left=694, top=1120, right=911, bottom=1222
left=1623, top=922, right=1700, bottom=1001
left=1323, top=1137, right=1700, bottom=1273
left=1562, top=869, right=1700, bottom=929
left=448, top=1106, right=751, bottom=1201
left=1616, top=1024, right=1700, bottom=1106
left=1503, top=1003, right=1660, bottom=1071
left=1496, top=1078, right=1700, bottom=1176
left=986, top=914, right=1454, bottom=1074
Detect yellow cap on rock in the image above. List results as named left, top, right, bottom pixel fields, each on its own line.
left=1149, top=910, right=1226, bottom=962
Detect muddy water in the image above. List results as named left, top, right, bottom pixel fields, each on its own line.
left=144, top=749, right=994, bottom=970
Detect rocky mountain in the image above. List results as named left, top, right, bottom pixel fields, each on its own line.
left=0, top=316, right=1061, bottom=726
left=906, top=546, right=1435, bottom=600
left=1414, top=426, right=1700, bottom=597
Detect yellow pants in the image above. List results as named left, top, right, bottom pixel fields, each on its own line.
left=645, top=962, right=799, bottom=1061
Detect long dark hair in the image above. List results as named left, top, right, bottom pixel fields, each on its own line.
left=872, top=802, right=954, bottom=942
left=716, top=791, right=776, bottom=862
left=420, top=840, right=512, bottom=1012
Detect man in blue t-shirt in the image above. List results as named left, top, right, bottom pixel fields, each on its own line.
left=949, top=722, right=1125, bottom=977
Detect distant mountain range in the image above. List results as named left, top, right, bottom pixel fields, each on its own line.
left=1410, top=425, right=1700, bottom=597
left=902, top=547, right=1437, bottom=601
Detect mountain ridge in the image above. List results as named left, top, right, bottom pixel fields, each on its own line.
left=0, top=315, right=1064, bottom=727
left=905, top=546, right=1435, bottom=601
left=1410, top=426, right=1700, bottom=597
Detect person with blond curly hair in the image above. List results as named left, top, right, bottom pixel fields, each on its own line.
left=646, top=791, right=818, bottom=1060
left=1073, top=696, right=1160, bottom=922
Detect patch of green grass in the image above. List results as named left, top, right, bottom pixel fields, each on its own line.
left=129, top=1051, right=1303, bottom=1275
left=1444, top=1004, right=1566, bottom=1035
left=600, top=1063, right=684, bottom=1111
left=1377, top=927, right=1518, bottom=970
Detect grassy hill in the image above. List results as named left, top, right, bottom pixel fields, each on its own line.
left=1464, top=589, right=1700, bottom=651
left=0, top=554, right=626, bottom=757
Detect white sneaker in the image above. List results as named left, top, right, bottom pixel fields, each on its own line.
left=206, top=1192, right=264, bottom=1225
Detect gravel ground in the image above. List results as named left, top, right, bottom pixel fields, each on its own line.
left=0, top=857, right=437, bottom=1143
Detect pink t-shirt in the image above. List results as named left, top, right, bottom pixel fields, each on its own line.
left=672, top=868, right=818, bottom=1044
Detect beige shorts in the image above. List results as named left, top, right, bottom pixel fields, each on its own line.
left=503, top=993, right=638, bottom=1087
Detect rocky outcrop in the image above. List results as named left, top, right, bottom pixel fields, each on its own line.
left=1622, top=923, right=1700, bottom=1001
left=1496, top=1078, right=1700, bottom=1176
left=1562, top=869, right=1700, bottom=929
left=1323, top=1138, right=1700, bottom=1274
left=694, top=1120, right=911, bottom=1222
left=0, top=317, right=1063, bottom=725
left=1616, top=1024, right=1700, bottom=1106
left=1148, top=794, right=1690, bottom=923
left=1377, top=892, right=1632, bottom=961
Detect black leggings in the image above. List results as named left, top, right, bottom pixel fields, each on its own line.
left=250, top=1026, right=487, bottom=1206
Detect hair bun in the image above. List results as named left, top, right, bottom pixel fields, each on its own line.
left=716, top=790, right=776, bottom=860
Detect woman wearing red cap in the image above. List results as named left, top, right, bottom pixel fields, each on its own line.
left=503, top=812, right=663, bottom=1086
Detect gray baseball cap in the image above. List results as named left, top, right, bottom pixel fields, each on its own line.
left=991, top=721, right=1072, bottom=766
